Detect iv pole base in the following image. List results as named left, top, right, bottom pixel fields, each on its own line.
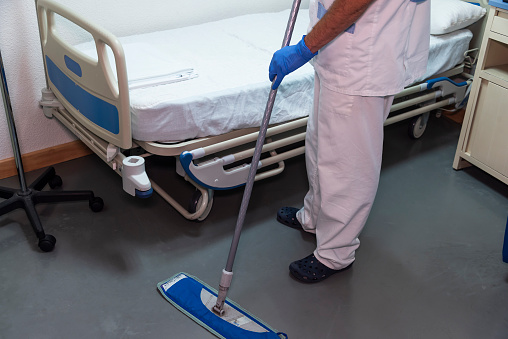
left=0, top=166, right=104, bottom=252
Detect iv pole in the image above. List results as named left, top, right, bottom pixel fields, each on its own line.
left=1, top=51, right=28, bottom=193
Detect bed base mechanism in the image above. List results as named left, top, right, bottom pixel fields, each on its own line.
left=39, top=72, right=473, bottom=220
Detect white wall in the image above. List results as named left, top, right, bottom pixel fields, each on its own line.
left=0, top=0, right=309, bottom=161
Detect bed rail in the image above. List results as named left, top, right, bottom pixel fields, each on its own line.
left=36, top=0, right=132, bottom=149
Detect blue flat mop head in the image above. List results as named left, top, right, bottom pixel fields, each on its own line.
left=158, top=273, right=287, bottom=339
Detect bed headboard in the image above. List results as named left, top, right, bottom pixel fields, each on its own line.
left=36, top=0, right=132, bottom=149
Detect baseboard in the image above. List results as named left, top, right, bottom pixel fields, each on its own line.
left=0, top=140, right=93, bottom=180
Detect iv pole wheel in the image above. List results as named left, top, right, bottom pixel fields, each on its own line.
left=38, top=234, right=56, bottom=252
left=48, top=174, right=63, bottom=189
left=89, top=197, right=104, bottom=213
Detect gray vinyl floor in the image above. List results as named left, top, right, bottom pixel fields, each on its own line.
left=1, top=116, right=507, bottom=339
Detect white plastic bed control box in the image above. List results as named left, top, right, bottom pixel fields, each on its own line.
left=35, top=0, right=487, bottom=220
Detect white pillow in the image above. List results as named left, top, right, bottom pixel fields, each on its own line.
left=431, top=0, right=487, bottom=35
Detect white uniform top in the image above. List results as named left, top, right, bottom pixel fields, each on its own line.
left=308, top=0, right=430, bottom=96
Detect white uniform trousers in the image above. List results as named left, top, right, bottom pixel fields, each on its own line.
left=296, top=72, right=394, bottom=270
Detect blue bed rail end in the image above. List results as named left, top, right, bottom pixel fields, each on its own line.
left=426, top=77, right=469, bottom=90
left=45, top=55, right=120, bottom=134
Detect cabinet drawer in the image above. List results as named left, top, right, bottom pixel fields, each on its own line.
left=466, top=80, right=508, bottom=177
left=492, top=10, right=508, bottom=36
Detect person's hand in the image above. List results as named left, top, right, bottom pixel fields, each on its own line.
left=269, top=36, right=317, bottom=90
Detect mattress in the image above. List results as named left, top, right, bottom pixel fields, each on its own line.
left=76, top=9, right=472, bottom=143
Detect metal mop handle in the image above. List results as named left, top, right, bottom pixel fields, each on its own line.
left=213, top=0, right=302, bottom=315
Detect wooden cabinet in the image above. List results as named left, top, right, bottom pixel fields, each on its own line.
left=453, top=5, right=508, bottom=184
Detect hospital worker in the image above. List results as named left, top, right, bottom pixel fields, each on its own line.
left=269, top=0, right=430, bottom=283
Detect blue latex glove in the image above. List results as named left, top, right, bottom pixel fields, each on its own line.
left=269, top=36, right=317, bottom=90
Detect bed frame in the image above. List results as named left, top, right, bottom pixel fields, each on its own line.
left=35, top=0, right=488, bottom=221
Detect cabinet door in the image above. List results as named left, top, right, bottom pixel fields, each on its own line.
left=466, top=79, right=508, bottom=177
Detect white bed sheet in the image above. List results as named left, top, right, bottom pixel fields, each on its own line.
left=75, top=9, right=472, bottom=143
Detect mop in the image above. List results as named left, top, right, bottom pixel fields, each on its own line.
left=157, top=1, right=302, bottom=337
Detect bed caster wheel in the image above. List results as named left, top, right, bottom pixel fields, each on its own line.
left=89, top=197, right=104, bottom=212
left=408, top=113, right=429, bottom=139
left=188, top=189, right=214, bottom=221
left=38, top=234, right=56, bottom=252
left=48, top=175, right=63, bottom=189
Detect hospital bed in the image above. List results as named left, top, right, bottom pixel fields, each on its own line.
left=36, top=0, right=488, bottom=221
